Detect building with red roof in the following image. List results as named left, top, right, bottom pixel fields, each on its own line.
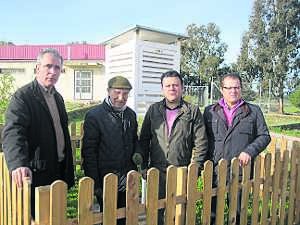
left=0, top=26, right=186, bottom=113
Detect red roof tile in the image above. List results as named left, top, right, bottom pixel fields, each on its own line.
left=0, top=44, right=105, bottom=60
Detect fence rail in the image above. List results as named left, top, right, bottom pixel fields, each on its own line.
left=1, top=146, right=300, bottom=225
left=68, top=122, right=300, bottom=171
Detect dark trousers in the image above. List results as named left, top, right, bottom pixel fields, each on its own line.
left=211, top=178, right=242, bottom=225
left=31, top=161, right=65, bottom=219
left=158, top=171, right=167, bottom=225
left=97, top=191, right=126, bottom=225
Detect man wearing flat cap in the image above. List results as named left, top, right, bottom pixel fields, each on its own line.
left=81, top=76, right=141, bottom=225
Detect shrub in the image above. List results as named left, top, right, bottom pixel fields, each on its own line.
left=67, top=104, right=97, bottom=122
left=0, top=73, right=15, bottom=122
left=289, top=86, right=300, bottom=108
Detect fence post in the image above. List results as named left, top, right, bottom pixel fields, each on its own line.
left=17, top=184, right=23, bottom=225
left=279, top=151, right=290, bottom=225
left=288, top=148, right=298, bottom=225
left=12, top=181, right=17, bottom=225
left=216, top=160, right=227, bottom=225
left=240, top=163, right=251, bottom=225
left=295, top=158, right=300, bottom=224
left=251, top=155, right=261, bottom=225
left=35, top=185, right=50, bottom=225
left=165, top=166, right=177, bottom=225
left=23, top=177, right=31, bottom=225
left=291, top=140, right=300, bottom=160
left=268, top=137, right=277, bottom=175
left=146, top=168, right=159, bottom=225
left=261, top=154, right=272, bottom=225
left=0, top=153, right=4, bottom=225
left=126, top=171, right=140, bottom=225
left=175, top=167, right=187, bottom=225
left=185, top=163, right=198, bottom=225
left=50, top=181, right=67, bottom=225
left=103, top=173, right=118, bottom=225
left=78, top=177, right=94, bottom=225
left=280, top=136, right=287, bottom=155
left=202, top=161, right=213, bottom=225
left=271, top=152, right=281, bottom=225
left=4, top=154, right=12, bottom=225
left=228, top=159, right=239, bottom=225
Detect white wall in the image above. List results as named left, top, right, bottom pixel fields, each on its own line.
left=0, top=60, right=105, bottom=102
left=105, top=40, right=136, bottom=109
left=135, top=40, right=181, bottom=115
left=105, top=39, right=181, bottom=115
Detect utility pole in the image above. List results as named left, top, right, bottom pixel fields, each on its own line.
left=268, top=79, right=271, bottom=113
left=259, top=82, right=262, bottom=107
left=210, top=77, right=214, bottom=105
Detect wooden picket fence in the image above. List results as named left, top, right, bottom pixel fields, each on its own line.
left=68, top=122, right=300, bottom=170
left=1, top=147, right=300, bottom=225
left=0, top=153, right=31, bottom=225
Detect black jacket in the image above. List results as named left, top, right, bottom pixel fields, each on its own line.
left=2, top=79, right=74, bottom=188
left=204, top=101, right=271, bottom=181
left=81, top=100, right=138, bottom=190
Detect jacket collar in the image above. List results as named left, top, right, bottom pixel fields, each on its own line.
left=158, top=98, right=190, bottom=117
left=102, top=99, right=128, bottom=114
left=212, top=100, right=251, bottom=124
left=31, top=79, right=49, bottom=109
left=31, top=79, right=62, bottom=119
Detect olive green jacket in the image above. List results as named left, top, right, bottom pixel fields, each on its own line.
left=139, top=99, right=208, bottom=172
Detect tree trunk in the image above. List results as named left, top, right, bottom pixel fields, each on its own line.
left=278, top=95, right=284, bottom=114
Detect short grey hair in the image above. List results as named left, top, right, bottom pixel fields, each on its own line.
left=36, top=48, right=63, bottom=65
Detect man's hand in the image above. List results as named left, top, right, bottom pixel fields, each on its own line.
left=11, top=167, right=32, bottom=188
left=238, top=152, right=251, bottom=167
left=132, top=153, right=143, bottom=165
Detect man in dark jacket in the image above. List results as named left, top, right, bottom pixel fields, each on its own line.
left=81, top=76, right=139, bottom=225
left=139, top=70, right=208, bottom=225
left=204, top=73, right=271, bottom=225
left=2, top=48, right=75, bottom=216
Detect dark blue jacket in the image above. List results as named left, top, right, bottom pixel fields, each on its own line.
left=204, top=101, right=271, bottom=181
left=81, top=100, right=138, bottom=191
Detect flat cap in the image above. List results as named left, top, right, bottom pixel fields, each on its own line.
left=108, top=76, right=132, bottom=90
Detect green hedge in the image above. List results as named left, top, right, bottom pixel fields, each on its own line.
left=67, top=104, right=97, bottom=123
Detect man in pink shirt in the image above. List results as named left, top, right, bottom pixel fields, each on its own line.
left=139, top=70, right=208, bottom=225
left=204, top=73, right=271, bottom=225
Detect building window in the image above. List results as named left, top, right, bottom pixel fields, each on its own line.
left=74, top=71, right=93, bottom=100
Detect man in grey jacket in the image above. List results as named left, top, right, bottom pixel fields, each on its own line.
left=204, top=73, right=271, bottom=225
left=138, top=70, right=208, bottom=225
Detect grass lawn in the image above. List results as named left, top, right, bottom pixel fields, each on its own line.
left=265, top=114, right=300, bottom=126
left=265, top=113, right=300, bottom=137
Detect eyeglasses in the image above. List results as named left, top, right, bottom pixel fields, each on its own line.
left=222, top=86, right=241, bottom=91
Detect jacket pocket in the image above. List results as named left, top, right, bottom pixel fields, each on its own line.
left=238, top=121, right=254, bottom=143
left=207, top=119, right=221, bottom=140
left=239, top=122, right=253, bottom=134
left=30, top=146, right=47, bottom=172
